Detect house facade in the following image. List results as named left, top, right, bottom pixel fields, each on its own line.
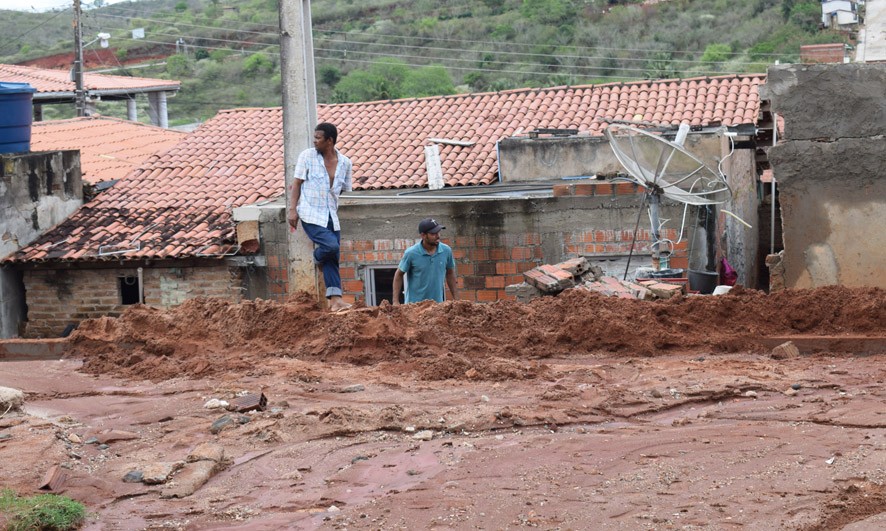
left=6, top=75, right=768, bottom=337
left=821, top=0, right=860, bottom=28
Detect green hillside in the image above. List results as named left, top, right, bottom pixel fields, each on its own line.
left=0, top=0, right=852, bottom=126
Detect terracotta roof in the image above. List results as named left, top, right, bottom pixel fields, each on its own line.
left=31, top=116, right=186, bottom=184
left=323, top=74, right=766, bottom=189
left=0, top=63, right=180, bottom=98
left=6, top=74, right=766, bottom=264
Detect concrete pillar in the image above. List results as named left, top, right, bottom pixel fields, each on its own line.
left=280, top=0, right=320, bottom=299
left=147, top=92, right=169, bottom=128
left=127, top=98, right=137, bottom=121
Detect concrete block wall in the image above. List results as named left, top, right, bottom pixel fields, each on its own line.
left=762, top=63, right=886, bottom=289
left=23, top=265, right=242, bottom=338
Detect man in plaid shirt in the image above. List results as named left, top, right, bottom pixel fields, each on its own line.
left=287, top=123, right=353, bottom=312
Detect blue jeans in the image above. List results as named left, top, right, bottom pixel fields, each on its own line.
left=301, top=217, right=342, bottom=298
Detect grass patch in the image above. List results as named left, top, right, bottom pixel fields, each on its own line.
left=0, top=488, right=86, bottom=531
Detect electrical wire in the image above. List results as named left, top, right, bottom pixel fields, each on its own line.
left=95, top=4, right=789, bottom=59
left=0, top=8, right=67, bottom=55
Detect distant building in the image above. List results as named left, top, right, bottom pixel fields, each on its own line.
left=821, top=0, right=860, bottom=29
left=800, top=43, right=851, bottom=63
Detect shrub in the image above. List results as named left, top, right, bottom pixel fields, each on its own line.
left=0, top=489, right=86, bottom=531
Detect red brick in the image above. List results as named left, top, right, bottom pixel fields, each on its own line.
left=552, top=184, right=574, bottom=197
left=615, top=182, right=639, bottom=195
left=353, top=240, right=373, bottom=251
left=476, top=290, right=498, bottom=302
left=495, top=262, right=517, bottom=275
left=485, top=276, right=506, bottom=289
left=374, top=239, right=394, bottom=251
left=488, top=248, right=507, bottom=260
left=523, top=233, right=542, bottom=245
left=510, top=247, right=532, bottom=260
left=573, top=183, right=596, bottom=196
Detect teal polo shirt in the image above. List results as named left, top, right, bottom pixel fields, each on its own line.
left=399, top=241, right=455, bottom=303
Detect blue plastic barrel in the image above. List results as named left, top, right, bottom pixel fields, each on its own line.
left=0, top=82, right=37, bottom=154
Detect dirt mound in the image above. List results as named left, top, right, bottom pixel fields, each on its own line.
left=68, top=286, right=885, bottom=381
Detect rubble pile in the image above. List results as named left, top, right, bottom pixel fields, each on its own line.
left=506, top=257, right=685, bottom=302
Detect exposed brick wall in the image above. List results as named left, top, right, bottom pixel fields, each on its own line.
left=335, top=184, right=689, bottom=304
left=23, top=265, right=242, bottom=338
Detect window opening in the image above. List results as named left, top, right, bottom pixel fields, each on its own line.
left=364, top=266, right=404, bottom=306
left=119, top=276, right=140, bottom=305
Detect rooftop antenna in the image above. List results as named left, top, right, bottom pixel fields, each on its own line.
left=604, top=123, right=732, bottom=281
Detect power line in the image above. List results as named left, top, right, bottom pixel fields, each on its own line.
left=136, top=30, right=761, bottom=77
left=0, top=8, right=67, bottom=55
left=91, top=4, right=788, bottom=59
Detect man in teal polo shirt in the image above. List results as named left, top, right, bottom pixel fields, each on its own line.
left=393, top=218, right=458, bottom=304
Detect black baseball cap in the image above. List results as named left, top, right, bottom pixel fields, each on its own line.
left=418, top=218, right=445, bottom=234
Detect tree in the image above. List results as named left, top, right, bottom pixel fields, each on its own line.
left=520, top=0, right=578, bottom=25
left=333, top=58, right=455, bottom=103
left=701, top=43, right=732, bottom=66
left=789, top=1, right=822, bottom=33
left=166, top=54, right=193, bottom=77
left=401, top=65, right=455, bottom=98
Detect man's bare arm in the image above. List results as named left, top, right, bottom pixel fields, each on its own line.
left=392, top=269, right=405, bottom=306
left=288, top=179, right=303, bottom=228
left=445, top=268, right=458, bottom=301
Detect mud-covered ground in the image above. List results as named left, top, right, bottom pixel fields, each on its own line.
left=0, top=286, right=884, bottom=529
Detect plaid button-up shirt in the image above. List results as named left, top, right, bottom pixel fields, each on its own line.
left=294, top=147, right=352, bottom=231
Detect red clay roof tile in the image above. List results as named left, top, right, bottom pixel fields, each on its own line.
left=0, top=63, right=180, bottom=95
left=30, top=116, right=185, bottom=184
left=7, top=75, right=765, bottom=263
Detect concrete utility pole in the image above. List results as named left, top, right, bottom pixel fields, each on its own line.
left=73, top=0, right=86, bottom=117
left=279, top=0, right=320, bottom=298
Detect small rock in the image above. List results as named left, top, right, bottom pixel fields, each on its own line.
left=0, top=386, right=25, bottom=413
left=203, top=399, right=229, bottom=409
left=84, top=437, right=99, bottom=445
left=465, top=368, right=480, bottom=379
left=328, top=505, right=341, bottom=513
left=210, top=415, right=236, bottom=434
left=744, top=391, right=758, bottom=398
left=0, top=433, right=11, bottom=441
left=783, top=388, right=798, bottom=397
left=122, top=470, right=144, bottom=483
left=142, top=462, right=182, bottom=485
left=94, top=430, right=139, bottom=444
left=67, top=433, right=81, bottom=444
left=340, top=384, right=365, bottom=393
left=188, top=442, right=225, bottom=463
left=791, top=383, right=802, bottom=390
left=98, top=444, right=110, bottom=450
left=480, top=395, right=490, bottom=402
left=412, top=430, right=434, bottom=441
left=403, top=426, right=416, bottom=433
left=651, top=389, right=663, bottom=398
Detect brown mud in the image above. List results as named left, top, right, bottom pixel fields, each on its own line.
left=0, top=286, right=884, bottom=529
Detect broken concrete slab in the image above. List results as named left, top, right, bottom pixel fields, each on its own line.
left=160, top=460, right=219, bottom=499
left=187, top=442, right=224, bottom=463
left=142, top=462, right=184, bottom=485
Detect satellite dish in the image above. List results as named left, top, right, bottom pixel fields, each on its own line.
left=604, top=123, right=731, bottom=206
left=604, top=123, right=733, bottom=279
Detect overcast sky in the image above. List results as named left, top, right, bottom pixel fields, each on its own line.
left=0, top=0, right=133, bottom=12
